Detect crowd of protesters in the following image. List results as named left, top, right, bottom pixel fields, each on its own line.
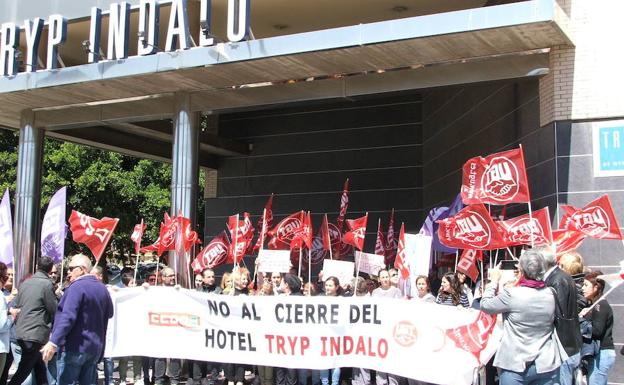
left=0, top=245, right=617, bottom=385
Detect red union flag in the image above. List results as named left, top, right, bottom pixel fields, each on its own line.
left=227, top=213, right=254, bottom=262
left=437, top=204, right=506, bottom=250
left=336, top=179, right=349, bottom=232
left=291, top=211, right=313, bottom=250
left=130, top=219, right=146, bottom=255
left=268, top=211, right=304, bottom=250
left=456, top=249, right=482, bottom=282
left=552, top=229, right=586, bottom=256
left=252, top=195, right=274, bottom=252
left=178, top=215, right=201, bottom=252
left=497, top=207, right=553, bottom=246
left=69, top=210, right=119, bottom=262
left=375, top=219, right=386, bottom=256
left=461, top=147, right=530, bottom=205
left=560, top=195, right=623, bottom=240
left=394, top=223, right=409, bottom=279
left=343, top=214, right=368, bottom=251
left=191, top=231, right=230, bottom=273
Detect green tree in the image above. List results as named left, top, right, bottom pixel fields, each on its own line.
left=0, top=129, right=205, bottom=264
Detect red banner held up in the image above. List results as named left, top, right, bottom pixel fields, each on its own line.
left=560, top=195, right=623, bottom=240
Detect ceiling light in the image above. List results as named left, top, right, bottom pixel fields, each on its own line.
left=392, top=5, right=408, bottom=13
left=273, top=24, right=289, bottom=31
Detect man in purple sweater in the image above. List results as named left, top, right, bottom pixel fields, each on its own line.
left=40, top=254, right=114, bottom=385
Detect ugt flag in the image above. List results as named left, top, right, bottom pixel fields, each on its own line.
left=437, top=204, right=506, bottom=250
left=560, top=195, right=623, bottom=240
left=41, top=187, right=67, bottom=264
left=461, top=147, right=530, bottom=205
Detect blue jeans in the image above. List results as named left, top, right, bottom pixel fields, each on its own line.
left=103, top=357, right=114, bottom=385
left=319, top=368, right=340, bottom=385
left=57, top=351, right=99, bottom=385
left=588, top=349, right=616, bottom=385
left=47, top=352, right=58, bottom=385
left=499, top=362, right=559, bottom=385
left=559, top=352, right=580, bottom=385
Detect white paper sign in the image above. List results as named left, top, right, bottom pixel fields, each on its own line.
left=257, top=249, right=292, bottom=273
left=404, top=233, right=432, bottom=277
left=354, top=251, right=385, bottom=276
left=322, top=259, right=355, bottom=287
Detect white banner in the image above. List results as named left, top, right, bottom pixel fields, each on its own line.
left=257, top=249, right=292, bottom=273
left=354, top=251, right=385, bottom=276
left=105, top=287, right=502, bottom=385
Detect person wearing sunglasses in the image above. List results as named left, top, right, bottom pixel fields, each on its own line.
left=40, top=254, right=114, bottom=385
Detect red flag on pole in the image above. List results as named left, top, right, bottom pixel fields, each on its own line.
left=461, top=147, right=530, bottom=205
left=336, top=179, right=349, bottom=232
left=267, top=211, right=305, bottom=250
left=157, top=214, right=179, bottom=256
left=375, top=218, right=386, bottom=256
left=252, top=195, right=274, bottom=252
left=130, top=219, right=146, bottom=255
left=394, top=223, right=409, bottom=279
left=560, top=195, right=623, bottom=239
left=68, top=210, right=119, bottom=262
left=552, top=229, right=586, bottom=257
left=291, top=211, right=313, bottom=250
left=385, top=209, right=396, bottom=265
left=343, top=214, right=368, bottom=251
left=191, top=231, right=230, bottom=273
left=456, top=249, right=481, bottom=282
left=227, top=213, right=254, bottom=263
left=437, top=204, right=506, bottom=250
left=177, top=215, right=201, bottom=252
left=497, top=207, right=553, bottom=246
left=320, top=214, right=331, bottom=251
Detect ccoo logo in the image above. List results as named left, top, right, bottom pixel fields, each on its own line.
left=481, top=156, right=520, bottom=203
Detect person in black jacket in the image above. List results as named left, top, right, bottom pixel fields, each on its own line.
left=540, top=246, right=582, bottom=385
left=8, top=256, right=58, bottom=385
left=580, top=272, right=615, bottom=385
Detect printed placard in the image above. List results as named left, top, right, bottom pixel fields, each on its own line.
left=257, top=249, right=292, bottom=273
left=354, top=251, right=385, bottom=276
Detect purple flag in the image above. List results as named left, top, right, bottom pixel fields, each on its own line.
left=419, top=193, right=463, bottom=253
left=41, top=187, right=67, bottom=263
left=0, top=189, right=14, bottom=266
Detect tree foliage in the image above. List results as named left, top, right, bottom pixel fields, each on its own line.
left=0, top=129, right=205, bottom=262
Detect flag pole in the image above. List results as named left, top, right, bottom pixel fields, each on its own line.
left=583, top=284, right=619, bottom=313
left=353, top=212, right=368, bottom=296
left=307, top=248, right=312, bottom=295
left=326, top=214, right=333, bottom=260
left=298, top=248, right=303, bottom=278
left=231, top=214, right=239, bottom=293
left=455, top=250, right=459, bottom=270
left=253, top=208, right=268, bottom=288
left=133, top=252, right=140, bottom=285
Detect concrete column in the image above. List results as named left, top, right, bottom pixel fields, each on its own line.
left=13, top=110, right=43, bottom=287
left=170, top=92, right=199, bottom=288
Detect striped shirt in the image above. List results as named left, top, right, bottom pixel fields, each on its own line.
left=435, top=292, right=470, bottom=308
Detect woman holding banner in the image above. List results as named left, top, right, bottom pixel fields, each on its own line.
left=580, top=272, right=615, bottom=385
left=481, top=249, right=565, bottom=385
left=371, top=270, right=400, bottom=385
